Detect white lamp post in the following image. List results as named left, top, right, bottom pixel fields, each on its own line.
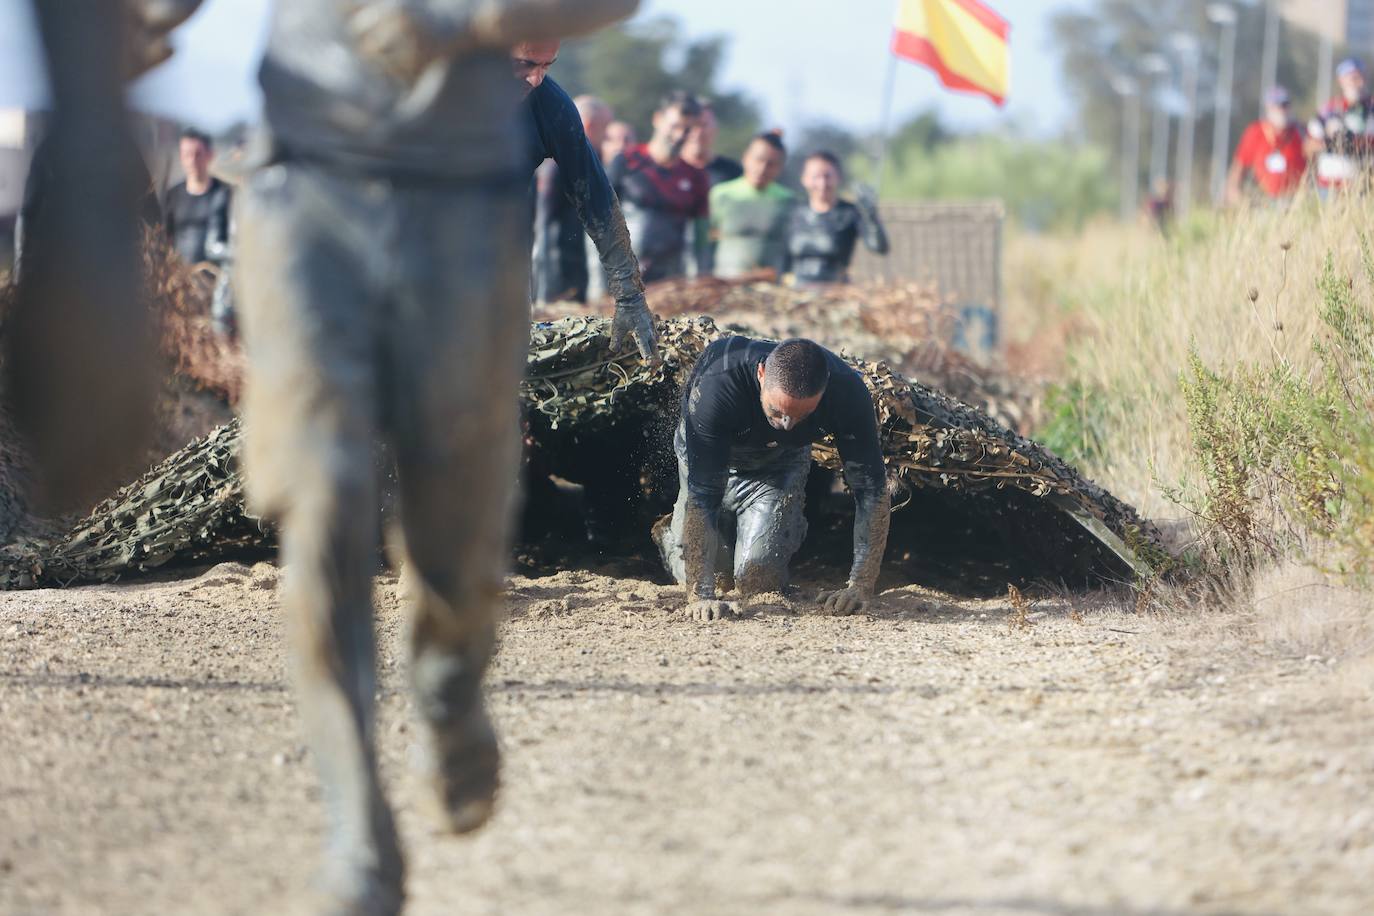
left=1111, top=74, right=1142, bottom=221
left=1207, top=3, right=1239, bottom=205
left=1171, top=32, right=1201, bottom=219
left=1142, top=52, right=1172, bottom=192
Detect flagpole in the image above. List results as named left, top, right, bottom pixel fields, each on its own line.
left=873, top=0, right=903, bottom=198
left=874, top=51, right=900, bottom=198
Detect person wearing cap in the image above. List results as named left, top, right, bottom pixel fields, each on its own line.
left=1227, top=86, right=1307, bottom=205
left=1306, top=57, right=1374, bottom=193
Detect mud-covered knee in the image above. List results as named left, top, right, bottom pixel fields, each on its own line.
left=734, top=560, right=787, bottom=596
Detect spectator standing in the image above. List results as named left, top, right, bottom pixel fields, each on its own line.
left=709, top=132, right=794, bottom=278
left=784, top=151, right=888, bottom=284
left=606, top=91, right=710, bottom=283
left=1146, top=177, right=1174, bottom=234
left=1307, top=58, right=1374, bottom=193
left=601, top=120, right=637, bottom=168
left=163, top=128, right=234, bottom=334
left=575, top=95, right=613, bottom=152
left=682, top=105, right=743, bottom=187
left=1227, top=86, right=1307, bottom=205
left=163, top=128, right=231, bottom=267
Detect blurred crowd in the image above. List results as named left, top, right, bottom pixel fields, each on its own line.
left=531, top=88, right=889, bottom=306
left=20, top=46, right=1370, bottom=333
left=1223, top=56, right=1373, bottom=207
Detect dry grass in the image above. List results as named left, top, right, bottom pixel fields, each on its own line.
left=1006, top=191, right=1374, bottom=519
left=1007, top=191, right=1374, bottom=667
left=1251, top=558, right=1374, bottom=661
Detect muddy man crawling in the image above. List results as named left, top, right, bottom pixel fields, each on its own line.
left=233, top=1, right=641, bottom=914
left=656, top=336, right=892, bottom=621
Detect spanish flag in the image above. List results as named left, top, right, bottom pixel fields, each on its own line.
left=892, top=0, right=1010, bottom=107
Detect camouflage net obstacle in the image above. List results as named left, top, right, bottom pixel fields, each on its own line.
left=0, top=313, right=1163, bottom=592
left=534, top=275, right=1038, bottom=433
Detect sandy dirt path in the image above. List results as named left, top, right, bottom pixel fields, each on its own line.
left=2, top=562, right=1372, bottom=916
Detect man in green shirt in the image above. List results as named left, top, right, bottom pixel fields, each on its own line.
left=709, top=132, right=794, bottom=278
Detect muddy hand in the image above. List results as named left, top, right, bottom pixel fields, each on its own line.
left=687, top=599, right=737, bottom=622
left=817, top=586, right=870, bottom=616
left=608, top=295, right=658, bottom=361
left=349, top=3, right=448, bottom=84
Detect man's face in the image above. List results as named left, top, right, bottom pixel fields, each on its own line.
left=757, top=364, right=822, bottom=432
left=652, top=106, right=700, bottom=158
left=1339, top=68, right=1366, bottom=101
left=742, top=140, right=784, bottom=191
left=1265, top=101, right=1290, bottom=129
left=682, top=109, right=718, bottom=162
left=801, top=158, right=840, bottom=204
left=511, top=40, right=560, bottom=98
left=602, top=121, right=636, bottom=162
left=179, top=138, right=211, bottom=181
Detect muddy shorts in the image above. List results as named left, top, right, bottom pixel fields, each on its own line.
left=235, top=161, right=529, bottom=549
left=656, top=422, right=810, bottom=593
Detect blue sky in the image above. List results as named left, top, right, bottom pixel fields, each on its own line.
left=0, top=0, right=1081, bottom=136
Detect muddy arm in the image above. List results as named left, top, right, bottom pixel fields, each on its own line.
left=681, top=496, right=723, bottom=601
left=847, top=484, right=890, bottom=594
left=855, top=189, right=889, bottom=256
left=430, top=0, right=641, bottom=47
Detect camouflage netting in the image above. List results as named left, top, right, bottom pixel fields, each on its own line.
left=1, top=314, right=1163, bottom=590
left=533, top=276, right=1039, bottom=433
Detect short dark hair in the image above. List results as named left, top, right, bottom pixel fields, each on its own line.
left=657, top=90, right=703, bottom=119
left=751, top=131, right=786, bottom=156
left=180, top=127, right=213, bottom=150
left=805, top=150, right=842, bottom=173
left=763, top=339, right=830, bottom=399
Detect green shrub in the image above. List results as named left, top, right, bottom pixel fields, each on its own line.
left=1180, top=239, right=1374, bottom=580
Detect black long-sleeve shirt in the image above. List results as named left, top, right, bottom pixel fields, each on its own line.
left=523, top=77, right=644, bottom=305
left=785, top=200, right=888, bottom=284
left=681, top=336, right=886, bottom=511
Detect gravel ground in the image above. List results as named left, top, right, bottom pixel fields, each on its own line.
left=2, top=562, right=1371, bottom=916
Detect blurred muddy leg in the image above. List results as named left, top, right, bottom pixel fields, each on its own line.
left=236, top=166, right=403, bottom=914
left=730, top=446, right=810, bottom=595
left=7, top=2, right=152, bottom=511
left=386, top=182, right=528, bottom=834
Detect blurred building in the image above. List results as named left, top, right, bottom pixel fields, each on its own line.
left=1285, top=0, right=1374, bottom=55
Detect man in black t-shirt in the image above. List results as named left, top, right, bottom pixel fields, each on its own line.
left=164, top=128, right=235, bottom=334
left=655, top=336, right=891, bottom=621
left=163, top=128, right=231, bottom=267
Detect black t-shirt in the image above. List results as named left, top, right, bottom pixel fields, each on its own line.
left=163, top=178, right=232, bottom=265
left=704, top=155, right=743, bottom=187
left=681, top=336, right=886, bottom=508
